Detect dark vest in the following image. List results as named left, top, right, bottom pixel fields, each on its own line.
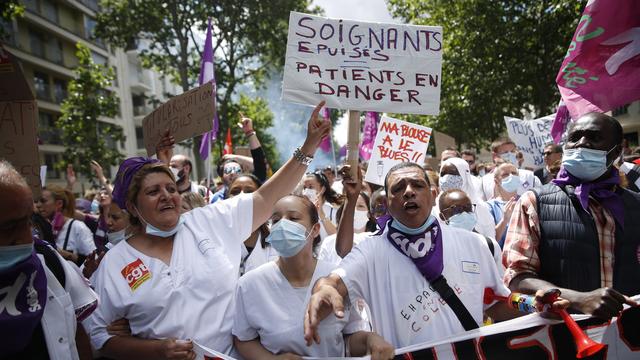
left=534, top=183, right=640, bottom=295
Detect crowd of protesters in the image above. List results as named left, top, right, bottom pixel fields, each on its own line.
left=2, top=107, right=640, bottom=360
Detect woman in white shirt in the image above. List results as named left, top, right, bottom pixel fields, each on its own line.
left=301, top=171, right=343, bottom=239
left=226, top=173, right=278, bottom=275
left=85, top=102, right=331, bottom=359
left=36, top=185, right=96, bottom=265
left=233, top=195, right=393, bottom=359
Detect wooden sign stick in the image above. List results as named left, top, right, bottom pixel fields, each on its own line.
left=346, top=110, right=360, bottom=180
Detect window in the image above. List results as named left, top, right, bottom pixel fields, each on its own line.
left=84, top=16, right=104, bottom=46
left=33, top=72, right=51, bottom=100
left=24, top=0, right=38, bottom=12
left=82, top=0, right=100, bottom=12
left=91, top=51, right=108, bottom=66
left=0, top=19, right=15, bottom=46
left=46, top=37, right=63, bottom=64
left=53, top=79, right=67, bottom=103
left=40, top=0, right=58, bottom=23
left=136, top=126, right=144, bottom=149
left=29, top=30, right=45, bottom=57
left=44, top=153, right=61, bottom=179
left=132, top=94, right=147, bottom=116
left=38, top=112, right=62, bottom=145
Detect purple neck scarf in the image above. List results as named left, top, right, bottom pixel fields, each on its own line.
left=384, top=217, right=444, bottom=282
left=0, top=245, right=48, bottom=355
left=552, top=166, right=624, bottom=228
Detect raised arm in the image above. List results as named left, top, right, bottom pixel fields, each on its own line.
left=252, top=101, right=330, bottom=230
left=336, top=165, right=362, bottom=257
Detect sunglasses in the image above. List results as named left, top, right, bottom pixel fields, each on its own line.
left=224, top=167, right=242, bottom=175
left=441, top=203, right=476, bottom=216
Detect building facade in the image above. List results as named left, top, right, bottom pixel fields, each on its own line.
left=2, top=0, right=192, bottom=193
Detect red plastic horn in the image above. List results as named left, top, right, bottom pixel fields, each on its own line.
left=483, top=288, right=606, bottom=358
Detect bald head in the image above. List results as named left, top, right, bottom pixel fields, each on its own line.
left=0, top=161, right=34, bottom=246
left=438, top=189, right=472, bottom=221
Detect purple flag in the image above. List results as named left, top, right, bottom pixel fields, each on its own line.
left=550, top=100, right=571, bottom=144
left=319, top=107, right=332, bottom=153
left=359, top=111, right=379, bottom=161
left=198, top=19, right=219, bottom=160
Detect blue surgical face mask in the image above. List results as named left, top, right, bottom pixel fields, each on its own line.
left=0, top=243, right=34, bottom=271
left=439, top=174, right=463, bottom=192
left=447, top=212, right=477, bottom=231
left=562, top=146, right=616, bottom=181
left=500, top=152, right=518, bottom=165
left=90, top=199, right=100, bottom=214
left=392, top=215, right=435, bottom=235
left=135, top=206, right=185, bottom=238
left=266, top=218, right=313, bottom=258
left=501, top=174, right=521, bottom=193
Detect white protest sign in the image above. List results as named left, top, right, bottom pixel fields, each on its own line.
left=364, top=116, right=432, bottom=185
left=40, top=165, right=47, bottom=187
left=282, top=12, right=443, bottom=115
left=193, top=341, right=236, bottom=360
left=504, top=114, right=555, bottom=169
left=142, top=81, right=214, bottom=156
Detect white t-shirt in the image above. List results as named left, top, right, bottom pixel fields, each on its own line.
left=240, top=235, right=279, bottom=276
left=39, top=249, right=98, bottom=360
left=233, top=260, right=369, bottom=357
left=55, top=219, right=96, bottom=256
left=318, top=232, right=372, bottom=266
left=319, top=202, right=338, bottom=240
left=85, top=194, right=253, bottom=354
left=481, top=168, right=541, bottom=200
left=332, top=222, right=510, bottom=348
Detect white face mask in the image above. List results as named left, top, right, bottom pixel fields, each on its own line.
left=302, top=188, right=318, bottom=204
left=353, top=210, right=369, bottom=232
left=107, top=228, right=127, bottom=245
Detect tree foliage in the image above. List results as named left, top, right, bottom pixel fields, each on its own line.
left=387, top=0, right=583, bottom=149
left=0, top=0, right=23, bottom=39
left=57, top=43, right=125, bottom=178
left=211, top=94, right=280, bottom=169
left=95, top=0, right=315, bottom=172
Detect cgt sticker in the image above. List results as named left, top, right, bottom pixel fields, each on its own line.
left=121, top=258, right=151, bottom=291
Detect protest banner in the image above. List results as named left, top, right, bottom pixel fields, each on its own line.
left=303, top=296, right=640, bottom=360
left=364, top=116, right=432, bottom=185
left=142, top=81, right=214, bottom=156
left=282, top=12, right=443, bottom=116
left=504, top=114, right=555, bottom=169
left=433, top=130, right=456, bottom=157
left=0, top=45, right=42, bottom=197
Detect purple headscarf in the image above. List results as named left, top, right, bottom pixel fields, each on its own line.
left=112, top=157, right=160, bottom=209
left=552, top=166, right=624, bottom=228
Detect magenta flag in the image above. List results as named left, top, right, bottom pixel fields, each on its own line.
left=198, top=19, right=219, bottom=160
left=359, top=112, right=379, bottom=161
left=556, top=0, right=640, bottom=120
left=550, top=100, right=571, bottom=144
left=318, top=107, right=332, bottom=153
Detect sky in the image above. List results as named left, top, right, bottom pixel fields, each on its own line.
left=310, top=0, right=397, bottom=146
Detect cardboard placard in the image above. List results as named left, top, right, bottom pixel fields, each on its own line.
left=282, top=12, right=443, bottom=115
left=504, top=114, right=555, bottom=169
left=364, top=116, right=432, bottom=185
left=0, top=45, right=42, bottom=197
left=143, top=81, right=215, bottom=156
left=433, top=130, right=456, bottom=158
